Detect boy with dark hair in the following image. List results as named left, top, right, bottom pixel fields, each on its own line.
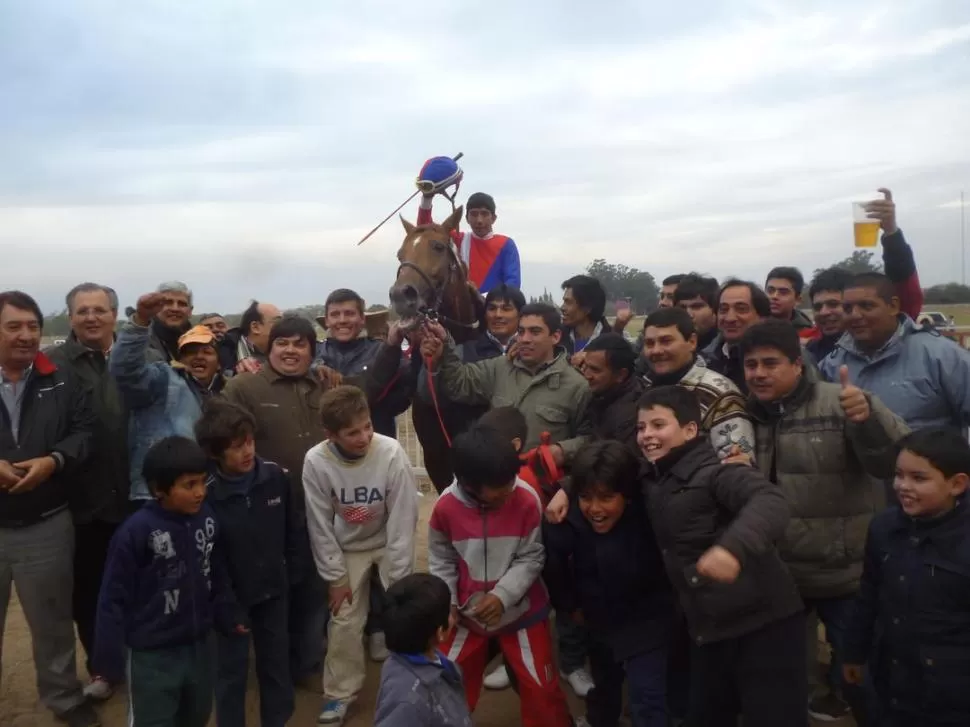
left=765, top=266, right=813, bottom=332
left=561, top=275, right=610, bottom=356
left=93, top=436, right=242, bottom=727
left=844, top=427, right=970, bottom=726
left=303, top=385, right=419, bottom=725
left=428, top=423, right=574, bottom=727
left=544, top=440, right=673, bottom=727
left=374, top=573, right=474, bottom=727
left=636, top=386, right=806, bottom=727
left=195, top=400, right=298, bottom=727
left=659, top=274, right=685, bottom=308
left=673, top=273, right=720, bottom=350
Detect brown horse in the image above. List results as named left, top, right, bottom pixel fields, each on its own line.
left=389, top=206, right=484, bottom=492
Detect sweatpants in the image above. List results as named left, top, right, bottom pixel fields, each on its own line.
left=128, top=639, right=213, bottom=727
left=586, top=639, right=667, bottom=727
left=216, top=595, right=294, bottom=727
left=687, top=612, right=808, bottom=727
left=72, top=518, right=118, bottom=670
left=443, top=618, right=573, bottom=727
left=0, top=510, right=85, bottom=717
left=323, top=547, right=387, bottom=700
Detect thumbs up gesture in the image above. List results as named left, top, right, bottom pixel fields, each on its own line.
left=839, top=366, right=870, bottom=423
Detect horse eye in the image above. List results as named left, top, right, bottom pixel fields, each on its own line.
left=431, top=241, right=447, bottom=253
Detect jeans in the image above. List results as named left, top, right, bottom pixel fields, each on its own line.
left=288, top=573, right=329, bottom=682
left=129, top=640, right=213, bottom=727
left=587, top=639, right=667, bottom=727
left=556, top=611, right=589, bottom=674
left=805, top=595, right=870, bottom=724
left=216, top=595, right=294, bottom=727
left=0, top=511, right=85, bottom=716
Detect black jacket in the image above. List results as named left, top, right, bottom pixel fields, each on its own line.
left=45, top=335, right=130, bottom=524
left=0, top=353, right=95, bottom=527
left=576, top=375, right=645, bottom=456
left=543, top=491, right=673, bottom=660
left=844, top=502, right=970, bottom=725
left=148, top=318, right=189, bottom=363
left=642, top=438, right=802, bottom=645
left=205, top=457, right=303, bottom=609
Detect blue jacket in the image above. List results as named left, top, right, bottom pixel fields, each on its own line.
left=373, top=652, right=473, bottom=727
left=818, top=317, right=970, bottom=431
left=543, top=492, right=674, bottom=661
left=93, top=501, right=238, bottom=683
left=845, top=501, right=970, bottom=725
left=109, top=322, right=204, bottom=500
left=205, top=457, right=303, bottom=609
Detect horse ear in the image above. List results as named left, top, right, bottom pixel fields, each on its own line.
left=400, top=215, right=417, bottom=236
left=442, top=206, right=463, bottom=233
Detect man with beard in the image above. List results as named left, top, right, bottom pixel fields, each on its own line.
left=0, top=291, right=99, bottom=727
left=223, top=316, right=330, bottom=689
left=672, top=273, right=719, bottom=351
left=45, top=283, right=131, bottom=702
left=147, top=281, right=194, bottom=362
left=199, top=313, right=229, bottom=342
left=220, top=300, right=283, bottom=376
left=110, top=294, right=225, bottom=504
left=701, top=280, right=772, bottom=393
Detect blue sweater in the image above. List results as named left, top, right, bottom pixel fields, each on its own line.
left=93, top=501, right=238, bottom=682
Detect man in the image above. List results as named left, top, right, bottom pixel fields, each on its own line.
left=807, top=192, right=923, bottom=361
left=659, top=274, right=685, bottom=308
left=765, top=267, right=815, bottom=333
left=199, top=313, right=229, bottom=341
left=416, top=181, right=521, bottom=292
left=642, top=306, right=755, bottom=458
left=739, top=319, right=908, bottom=723
left=819, top=273, right=970, bottom=431
left=672, top=273, right=719, bottom=351
left=45, top=283, right=130, bottom=701
left=313, top=289, right=410, bottom=439
left=111, top=294, right=225, bottom=502
left=223, top=316, right=330, bottom=687
left=220, top=299, right=283, bottom=376
left=147, top=280, right=193, bottom=361
left=701, top=279, right=771, bottom=392
left=0, top=291, right=99, bottom=727
left=421, top=303, right=595, bottom=698
left=560, top=275, right=610, bottom=359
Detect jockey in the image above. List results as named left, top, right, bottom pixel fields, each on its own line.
left=416, top=156, right=522, bottom=293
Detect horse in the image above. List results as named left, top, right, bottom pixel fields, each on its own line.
left=389, top=206, right=485, bottom=492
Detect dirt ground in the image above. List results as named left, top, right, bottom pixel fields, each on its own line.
left=1, top=479, right=849, bottom=727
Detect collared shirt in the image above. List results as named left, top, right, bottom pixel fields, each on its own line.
left=0, top=364, right=33, bottom=443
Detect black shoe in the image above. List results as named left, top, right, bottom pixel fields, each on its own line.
left=61, top=702, right=101, bottom=727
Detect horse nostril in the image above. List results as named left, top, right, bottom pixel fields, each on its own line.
left=390, top=284, right=419, bottom=304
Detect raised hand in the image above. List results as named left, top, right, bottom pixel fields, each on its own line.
left=133, top=293, right=167, bottom=327
left=839, top=366, right=870, bottom=423
left=864, top=188, right=898, bottom=236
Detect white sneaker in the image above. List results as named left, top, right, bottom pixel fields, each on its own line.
left=561, top=667, right=595, bottom=698
left=82, top=676, right=113, bottom=701
left=483, top=664, right=510, bottom=690
left=368, top=632, right=389, bottom=662
left=317, top=697, right=354, bottom=725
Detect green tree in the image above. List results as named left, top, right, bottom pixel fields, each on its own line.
left=814, top=249, right=883, bottom=278
left=585, top=259, right=659, bottom=314
left=529, top=289, right=556, bottom=305
left=923, top=283, right=970, bottom=305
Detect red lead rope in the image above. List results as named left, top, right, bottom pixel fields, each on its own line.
left=424, top=355, right=452, bottom=448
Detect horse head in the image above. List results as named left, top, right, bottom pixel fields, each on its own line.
left=390, top=206, right=474, bottom=331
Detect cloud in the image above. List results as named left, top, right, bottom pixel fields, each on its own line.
left=1, top=0, right=969, bottom=313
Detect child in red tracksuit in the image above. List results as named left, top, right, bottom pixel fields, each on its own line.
left=428, top=421, right=574, bottom=727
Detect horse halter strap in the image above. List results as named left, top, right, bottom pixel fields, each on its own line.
left=396, top=241, right=479, bottom=331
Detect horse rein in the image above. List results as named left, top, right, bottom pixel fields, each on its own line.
left=396, top=240, right=479, bottom=333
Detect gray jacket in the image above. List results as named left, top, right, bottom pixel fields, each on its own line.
left=374, top=653, right=473, bottom=727
left=819, top=316, right=970, bottom=431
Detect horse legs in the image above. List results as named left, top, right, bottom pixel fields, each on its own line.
left=410, top=400, right=454, bottom=494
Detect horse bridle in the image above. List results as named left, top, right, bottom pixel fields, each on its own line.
left=396, top=240, right=479, bottom=332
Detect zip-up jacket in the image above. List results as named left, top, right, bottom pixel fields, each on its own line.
left=0, top=352, right=94, bottom=528
left=428, top=478, right=549, bottom=636
left=374, top=652, right=473, bottom=727
left=93, top=501, right=239, bottom=683
left=206, top=456, right=303, bottom=608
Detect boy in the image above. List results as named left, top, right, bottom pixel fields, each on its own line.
left=428, top=422, right=574, bottom=727
left=93, top=436, right=242, bottom=727
left=636, top=386, right=806, bottom=727
left=374, top=573, right=474, bottom=727
left=843, top=428, right=970, bottom=727
left=544, top=440, right=673, bottom=727
left=303, top=385, right=419, bottom=725
left=478, top=405, right=550, bottom=505
left=195, top=399, right=298, bottom=727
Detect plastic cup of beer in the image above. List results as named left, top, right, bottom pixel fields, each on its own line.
left=853, top=202, right=880, bottom=248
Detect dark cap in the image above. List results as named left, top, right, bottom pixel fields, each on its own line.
left=466, top=192, right=496, bottom=214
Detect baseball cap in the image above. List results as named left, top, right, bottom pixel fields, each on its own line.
left=178, top=325, right=215, bottom=351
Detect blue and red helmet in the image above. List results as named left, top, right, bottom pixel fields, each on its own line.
left=416, top=156, right=463, bottom=193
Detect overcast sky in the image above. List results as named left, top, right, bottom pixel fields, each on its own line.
left=2, top=0, right=969, bottom=315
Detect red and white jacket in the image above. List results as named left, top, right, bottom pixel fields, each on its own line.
left=428, top=478, right=550, bottom=636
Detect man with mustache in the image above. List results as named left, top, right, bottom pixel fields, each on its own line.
left=700, top=280, right=771, bottom=393
left=0, top=290, right=100, bottom=727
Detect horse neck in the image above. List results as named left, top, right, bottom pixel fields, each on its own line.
left=440, top=275, right=480, bottom=343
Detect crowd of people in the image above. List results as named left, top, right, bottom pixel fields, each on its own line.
left=1, top=179, right=970, bottom=727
